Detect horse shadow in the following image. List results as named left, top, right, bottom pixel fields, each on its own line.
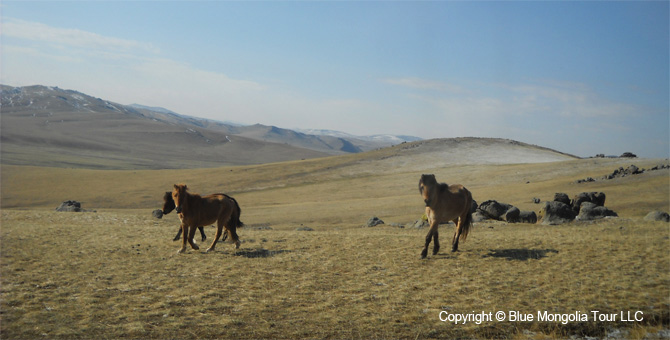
left=483, top=248, right=558, bottom=261
left=233, top=248, right=291, bottom=259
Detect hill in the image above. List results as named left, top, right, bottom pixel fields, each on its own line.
left=0, top=85, right=421, bottom=169
left=0, top=85, right=331, bottom=169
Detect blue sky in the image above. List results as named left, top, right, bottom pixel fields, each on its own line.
left=2, top=1, right=668, bottom=158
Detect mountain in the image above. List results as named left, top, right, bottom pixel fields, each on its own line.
left=0, top=85, right=578, bottom=170
left=0, top=85, right=330, bottom=169
left=296, top=129, right=422, bottom=147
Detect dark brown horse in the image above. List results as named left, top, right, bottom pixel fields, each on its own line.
left=418, top=174, right=473, bottom=258
left=172, top=184, right=243, bottom=254
left=161, top=191, right=208, bottom=242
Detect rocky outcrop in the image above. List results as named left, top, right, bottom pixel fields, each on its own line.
left=538, top=201, right=577, bottom=225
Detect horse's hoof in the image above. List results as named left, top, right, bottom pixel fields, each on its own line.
left=206, top=248, right=213, bottom=253
left=192, top=244, right=200, bottom=250
left=234, top=241, right=240, bottom=249
left=202, top=237, right=207, bottom=242
left=420, top=249, right=428, bottom=259
left=177, top=248, right=185, bottom=254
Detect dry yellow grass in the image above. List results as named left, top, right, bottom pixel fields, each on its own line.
left=1, top=210, right=668, bottom=339
left=1, top=153, right=669, bottom=339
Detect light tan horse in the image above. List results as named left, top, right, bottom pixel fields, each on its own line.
left=418, top=174, right=473, bottom=258
left=172, top=184, right=243, bottom=254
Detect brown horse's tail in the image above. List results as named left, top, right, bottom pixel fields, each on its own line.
left=459, top=191, right=474, bottom=242
left=228, top=196, right=244, bottom=228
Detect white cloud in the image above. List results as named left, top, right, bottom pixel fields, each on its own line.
left=2, top=18, right=158, bottom=54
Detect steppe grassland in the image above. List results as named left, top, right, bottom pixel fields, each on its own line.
left=1, top=156, right=669, bottom=339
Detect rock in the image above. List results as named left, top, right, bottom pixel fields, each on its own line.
left=152, top=209, right=163, bottom=219
left=470, top=199, right=479, bottom=214
left=553, top=193, right=571, bottom=205
left=296, top=226, right=314, bottom=231
left=56, top=200, right=82, bottom=212
left=532, top=197, right=541, bottom=204
left=577, top=202, right=618, bottom=221
left=644, top=211, right=670, bottom=222
left=472, top=211, right=488, bottom=223
left=620, top=152, right=637, bottom=158
left=410, top=220, right=429, bottom=229
left=519, top=211, right=538, bottom=224
left=367, top=216, right=384, bottom=227
left=538, top=201, right=576, bottom=225
left=478, top=200, right=514, bottom=220
left=571, top=192, right=606, bottom=213
left=503, top=207, right=520, bottom=223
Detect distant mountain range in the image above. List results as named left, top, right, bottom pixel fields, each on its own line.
left=0, top=85, right=420, bottom=169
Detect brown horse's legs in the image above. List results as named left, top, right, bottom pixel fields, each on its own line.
left=178, top=224, right=188, bottom=253
left=228, top=226, right=241, bottom=249
left=206, top=224, right=225, bottom=253
left=198, top=226, right=207, bottom=242
left=174, top=226, right=206, bottom=242
left=187, top=226, right=199, bottom=250
left=432, top=229, right=440, bottom=255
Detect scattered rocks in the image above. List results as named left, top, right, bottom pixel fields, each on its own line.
left=576, top=202, right=618, bottom=221
left=571, top=192, right=606, bottom=214
left=538, top=201, right=577, bottom=225
left=296, top=226, right=314, bottom=231
left=518, top=211, right=538, bottom=224
left=577, top=163, right=668, bottom=183
left=408, top=219, right=429, bottom=229
left=644, top=211, right=670, bottom=222
left=478, top=200, right=514, bottom=220
left=475, top=200, right=536, bottom=224
left=366, top=216, right=384, bottom=227
left=503, top=206, right=520, bottom=223
left=553, top=193, right=571, bottom=205
left=56, top=200, right=85, bottom=212
left=152, top=209, right=163, bottom=219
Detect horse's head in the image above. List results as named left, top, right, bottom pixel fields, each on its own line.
left=161, top=191, right=176, bottom=215
left=172, top=184, right=188, bottom=214
left=419, top=174, right=438, bottom=206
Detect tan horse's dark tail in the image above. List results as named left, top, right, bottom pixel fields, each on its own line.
left=459, top=191, right=474, bottom=242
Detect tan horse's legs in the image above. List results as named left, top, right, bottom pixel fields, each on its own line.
left=421, top=221, right=440, bottom=259
left=452, top=216, right=464, bottom=252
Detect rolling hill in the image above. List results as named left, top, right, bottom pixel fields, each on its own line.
left=0, top=85, right=421, bottom=169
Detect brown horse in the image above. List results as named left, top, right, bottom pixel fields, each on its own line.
left=160, top=191, right=209, bottom=242
left=172, top=184, right=243, bottom=254
left=418, top=174, right=473, bottom=259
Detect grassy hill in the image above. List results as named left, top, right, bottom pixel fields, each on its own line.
left=1, top=152, right=668, bottom=339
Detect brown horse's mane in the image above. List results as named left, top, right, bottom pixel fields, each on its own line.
left=437, top=182, right=448, bottom=193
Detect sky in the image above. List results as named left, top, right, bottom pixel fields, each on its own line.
left=2, top=1, right=668, bottom=158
